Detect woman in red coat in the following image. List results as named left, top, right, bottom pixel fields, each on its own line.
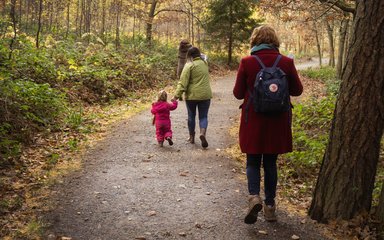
left=233, top=26, right=303, bottom=224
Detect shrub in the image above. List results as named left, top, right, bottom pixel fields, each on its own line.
left=300, top=66, right=340, bottom=95
left=0, top=80, right=66, bottom=162
left=285, top=67, right=339, bottom=178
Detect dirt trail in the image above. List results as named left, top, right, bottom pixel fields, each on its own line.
left=45, top=61, right=330, bottom=240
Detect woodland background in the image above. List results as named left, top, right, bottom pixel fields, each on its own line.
left=0, top=0, right=383, bottom=239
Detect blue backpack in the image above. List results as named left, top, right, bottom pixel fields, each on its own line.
left=245, top=55, right=290, bottom=120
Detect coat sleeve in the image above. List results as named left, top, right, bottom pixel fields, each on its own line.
left=287, top=59, right=303, bottom=96
left=175, top=63, right=191, bottom=99
left=169, top=100, right=178, bottom=111
left=233, top=58, right=247, bottom=100
left=150, top=103, right=157, bottom=114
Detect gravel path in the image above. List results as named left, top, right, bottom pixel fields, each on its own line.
left=44, top=60, right=330, bottom=240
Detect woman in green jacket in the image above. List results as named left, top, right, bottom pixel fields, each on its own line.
left=174, top=47, right=212, bottom=148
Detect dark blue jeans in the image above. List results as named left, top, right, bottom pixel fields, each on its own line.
left=246, top=154, right=278, bottom=206
left=185, top=100, right=211, bottom=134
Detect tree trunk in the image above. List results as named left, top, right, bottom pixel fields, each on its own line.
left=313, top=22, right=322, bottom=66
left=48, top=2, right=53, bottom=31
left=309, top=0, right=384, bottom=222
left=36, top=0, right=43, bottom=48
left=326, top=22, right=335, bottom=67
left=25, top=0, right=30, bottom=31
left=377, top=182, right=384, bottom=239
left=227, top=2, right=233, bottom=65
left=190, top=2, right=194, bottom=45
left=66, top=0, right=70, bottom=38
left=115, top=0, right=122, bottom=48
left=146, top=0, right=157, bottom=43
left=101, top=0, right=106, bottom=41
left=9, top=0, right=17, bottom=59
left=18, top=0, right=22, bottom=26
left=336, top=16, right=349, bottom=78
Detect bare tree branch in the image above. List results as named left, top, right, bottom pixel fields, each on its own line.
left=154, top=8, right=203, bottom=25
left=317, top=0, right=355, bottom=14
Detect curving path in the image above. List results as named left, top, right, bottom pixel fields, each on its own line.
left=45, top=64, right=330, bottom=240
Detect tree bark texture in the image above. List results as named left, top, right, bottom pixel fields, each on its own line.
left=337, top=16, right=349, bottom=78
left=309, top=0, right=384, bottom=222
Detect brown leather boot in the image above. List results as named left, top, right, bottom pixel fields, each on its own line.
left=244, top=195, right=262, bottom=224
left=188, top=132, right=195, bottom=144
left=199, top=128, right=208, bottom=148
left=263, top=203, right=277, bottom=222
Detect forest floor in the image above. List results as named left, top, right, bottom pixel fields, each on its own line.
left=42, top=60, right=347, bottom=240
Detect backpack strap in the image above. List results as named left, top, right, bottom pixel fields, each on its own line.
left=252, top=55, right=266, bottom=69
left=272, top=55, right=282, bottom=68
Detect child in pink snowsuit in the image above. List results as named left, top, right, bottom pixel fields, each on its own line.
left=151, top=90, right=178, bottom=147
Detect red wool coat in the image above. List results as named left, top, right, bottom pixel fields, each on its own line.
left=233, top=49, right=303, bottom=154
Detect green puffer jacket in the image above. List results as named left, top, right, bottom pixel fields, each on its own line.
left=175, top=58, right=213, bottom=100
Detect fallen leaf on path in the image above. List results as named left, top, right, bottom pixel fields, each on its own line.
left=178, top=232, right=187, bottom=237
left=179, top=171, right=189, bottom=176
left=291, top=235, right=300, bottom=239
left=258, top=230, right=268, bottom=235
left=147, top=211, right=157, bottom=216
left=61, top=237, right=72, bottom=240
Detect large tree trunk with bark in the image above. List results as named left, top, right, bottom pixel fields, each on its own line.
left=336, top=16, right=349, bottom=78
left=309, top=0, right=384, bottom=223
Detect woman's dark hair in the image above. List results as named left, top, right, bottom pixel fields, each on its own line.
left=187, top=47, right=202, bottom=59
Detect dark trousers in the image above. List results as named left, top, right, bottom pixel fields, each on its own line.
left=246, top=154, right=278, bottom=206
left=185, top=100, right=211, bottom=134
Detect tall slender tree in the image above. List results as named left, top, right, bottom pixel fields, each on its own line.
left=36, top=0, right=43, bottom=48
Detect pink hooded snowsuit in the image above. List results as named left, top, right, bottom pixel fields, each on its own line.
left=151, top=100, right=178, bottom=142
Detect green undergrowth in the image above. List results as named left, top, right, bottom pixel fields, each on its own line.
left=0, top=33, right=179, bottom=239
left=282, top=66, right=383, bottom=209
left=283, top=67, right=338, bottom=175
left=0, top=34, right=178, bottom=164
left=279, top=67, right=339, bottom=200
